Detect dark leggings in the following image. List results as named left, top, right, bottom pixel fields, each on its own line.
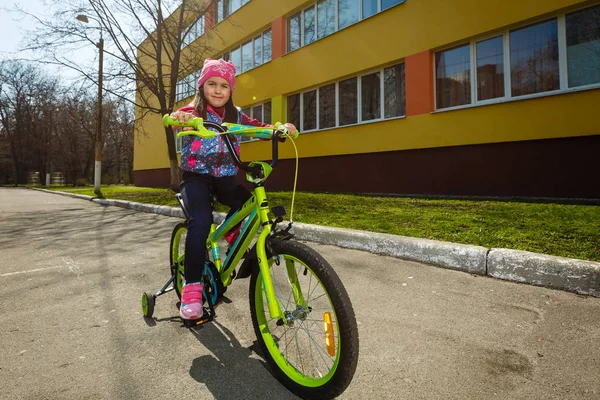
left=180, top=171, right=251, bottom=283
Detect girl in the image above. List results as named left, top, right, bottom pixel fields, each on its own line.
left=170, top=58, right=297, bottom=320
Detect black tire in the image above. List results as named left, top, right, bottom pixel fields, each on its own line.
left=170, top=221, right=225, bottom=303
left=169, top=222, right=188, bottom=299
left=249, top=240, right=359, bottom=400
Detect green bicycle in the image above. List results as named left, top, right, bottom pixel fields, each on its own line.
left=142, top=115, right=359, bottom=399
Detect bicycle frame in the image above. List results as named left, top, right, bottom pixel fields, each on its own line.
left=163, top=114, right=301, bottom=322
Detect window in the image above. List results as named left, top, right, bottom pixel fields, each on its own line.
left=175, top=128, right=183, bottom=153
left=254, top=35, right=262, bottom=68
left=510, top=20, right=559, bottom=97
left=288, top=12, right=301, bottom=52
left=476, top=36, right=504, bottom=101
left=182, top=16, right=204, bottom=48
left=317, top=0, right=336, bottom=40
left=362, top=0, right=378, bottom=19
left=287, top=94, right=301, bottom=129
left=242, top=40, right=253, bottom=72
left=384, top=63, right=405, bottom=118
left=319, top=83, right=336, bottom=128
left=566, top=4, right=600, bottom=88
left=303, top=90, right=317, bottom=131
left=231, top=47, right=241, bottom=74
left=339, top=77, right=358, bottom=126
left=338, top=0, right=359, bottom=30
left=304, top=6, right=316, bottom=45
left=287, top=0, right=406, bottom=51
left=361, top=72, right=381, bottom=121
left=240, top=100, right=271, bottom=142
left=217, top=0, right=249, bottom=23
left=435, top=5, right=600, bottom=110
left=435, top=44, right=471, bottom=109
left=286, top=63, right=405, bottom=132
left=263, top=30, right=272, bottom=62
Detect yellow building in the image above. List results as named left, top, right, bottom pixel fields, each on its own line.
left=133, top=0, right=600, bottom=199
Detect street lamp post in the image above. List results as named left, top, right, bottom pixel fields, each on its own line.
left=76, top=14, right=104, bottom=197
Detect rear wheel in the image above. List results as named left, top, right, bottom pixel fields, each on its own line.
left=249, top=240, right=359, bottom=400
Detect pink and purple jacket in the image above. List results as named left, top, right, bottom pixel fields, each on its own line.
left=178, top=104, right=271, bottom=177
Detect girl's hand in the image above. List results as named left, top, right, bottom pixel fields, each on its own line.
left=283, top=123, right=297, bottom=136
left=170, top=111, right=195, bottom=130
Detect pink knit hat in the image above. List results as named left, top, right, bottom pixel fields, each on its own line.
left=197, top=58, right=237, bottom=92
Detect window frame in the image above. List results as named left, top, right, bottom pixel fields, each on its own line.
left=288, top=0, right=407, bottom=53
left=433, top=5, right=600, bottom=112
left=287, top=62, right=406, bottom=133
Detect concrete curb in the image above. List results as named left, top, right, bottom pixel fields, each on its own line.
left=30, top=187, right=600, bottom=298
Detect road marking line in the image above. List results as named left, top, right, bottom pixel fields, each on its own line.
left=0, top=265, right=64, bottom=277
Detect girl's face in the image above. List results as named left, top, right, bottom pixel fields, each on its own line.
left=202, top=77, right=231, bottom=108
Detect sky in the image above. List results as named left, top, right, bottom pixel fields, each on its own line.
left=0, top=0, right=99, bottom=82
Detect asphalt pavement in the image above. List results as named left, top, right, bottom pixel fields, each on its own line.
left=1, top=187, right=600, bottom=400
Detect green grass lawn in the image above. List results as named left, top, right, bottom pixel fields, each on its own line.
left=42, top=184, right=600, bottom=263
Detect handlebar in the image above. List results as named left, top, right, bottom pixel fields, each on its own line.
left=162, top=114, right=298, bottom=173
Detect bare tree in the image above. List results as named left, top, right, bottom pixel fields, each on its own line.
left=19, top=0, right=222, bottom=190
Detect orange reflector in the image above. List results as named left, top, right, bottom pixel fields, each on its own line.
left=323, top=312, right=335, bottom=356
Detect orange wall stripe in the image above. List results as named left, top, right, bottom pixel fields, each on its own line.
left=271, top=17, right=286, bottom=60
left=406, top=50, right=434, bottom=116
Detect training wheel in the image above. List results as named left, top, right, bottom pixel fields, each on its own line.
left=142, top=292, right=155, bottom=318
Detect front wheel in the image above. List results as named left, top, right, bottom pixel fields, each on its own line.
left=249, top=240, right=359, bottom=400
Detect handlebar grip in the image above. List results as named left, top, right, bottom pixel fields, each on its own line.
left=274, top=122, right=299, bottom=140
left=162, top=114, right=204, bottom=130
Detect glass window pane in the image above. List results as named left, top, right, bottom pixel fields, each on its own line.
left=382, top=0, right=404, bottom=11
left=384, top=63, right=405, bottom=118
left=288, top=13, right=301, bottom=52
left=217, top=0, right=224, bottom=23
left=242, top=40, right=253, bottom=72
left=317, top=0, right=336, bottom=39
left=230, top=0, right=241, bottom=13
left=319, top=83, right=336, bottom=128
left=303, top=90, right=317, bottom=131
left=223, top=0, right=231, bottom=18
left=362, top=72, right=381, bottom=121
left=222, top=52, right=230, bottom=61
left=510, top=20, right=559, bottom=97
left=287, top=94, right=300, bottom=129
left=263, top=30, right=272, bottom=62
left=304, top=7, right=316, bottom=45
left=264, top=101, right=272, bottom=124
left=231, top=47, right=241, bottom=75
left=566, top=4, right=600, bottom=88
left=339, top=77, right=357, bottom=126
left=476, top=36, right=505, bottom=101
left=435, top=44, right=471, bottom=109
left=254, top=36, right=262, bottom=67
left=252, top=105, right=262, bottom=121
left=339, top=0, right=359, bottom=30
left=362, top=0, right=378, bottom=19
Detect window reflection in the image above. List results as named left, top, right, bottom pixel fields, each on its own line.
left=510, top=20, right=559, bottom=97
left=339, top=77, right=358, bottom=126
left=303, top=90, right=317, bottom=130
left=242, top=41, right=253, bottom=73
left=384, top=64, right=405, bottom=118
left=362, top=0, right=378, bottom=19
left=436, top=44, right=471, bottom=109
left=319, top=83, right=336, bottom=128
left=304, top=7, right=316, bottom=45
left=477, top=36, right=505, bottom=101
left=362, top=72, right=381, bottom=121
left=566, top=4, right=600, bottom=87
left=288, top=13, right=301, bottom=51
left=339, top=0, right=359, bottom=30
left=318, top=0, right=336, bottom=39
left=287, top=93, right=301, bottom=129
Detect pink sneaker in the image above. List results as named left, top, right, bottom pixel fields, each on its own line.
left=180, top=282, right=204, bottom=320
left=224, top=226, right=241, bottom=245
